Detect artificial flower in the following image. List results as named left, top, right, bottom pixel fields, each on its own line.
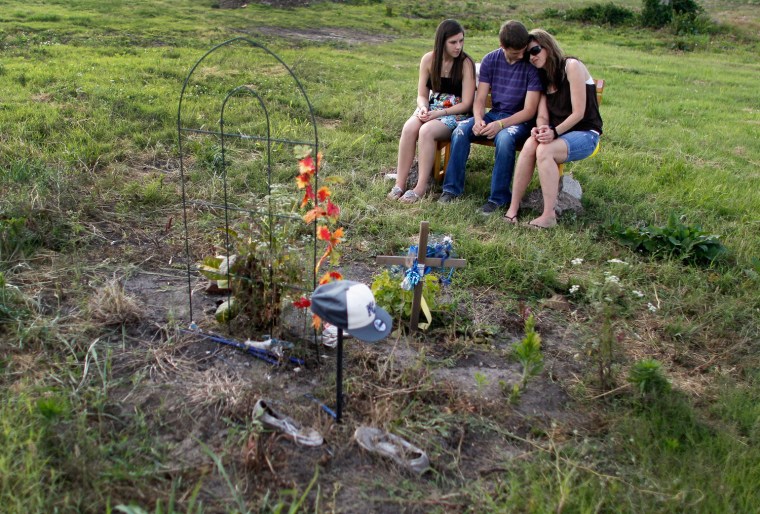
left=317, top=186, right=331, bottom=203
left=293, top=296, right=311, bottom=309
left=325, top=200, right=340, bottom=220
left=303, top=206, right=327, bottom=224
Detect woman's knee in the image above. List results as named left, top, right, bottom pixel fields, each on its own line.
left=521, top=137, right=539, bottom=157
left=536, top=143, right=562, bottom=165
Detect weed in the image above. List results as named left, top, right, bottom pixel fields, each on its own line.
left=474, top=371, right=489, bottom=394
left=511, top=315, right=544, bottom=394
left=629, top=358, right=671, bottom=399
left=608, top=214, right=728, bottom=264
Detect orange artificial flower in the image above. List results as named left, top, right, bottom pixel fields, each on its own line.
left=325, top=200, right=340, bottom=220
left=329, top=227, right=344, bottom=246
left=303, top=206, right=327, bottom=224
left=298, top=152, right=323, bottom=176
left=300, top=185, right=315, bottom=208
left=295, top=172, right=311, bottom=189
left=317, top=225, right=332, bottom=241
left=318, top=270, right=344, bottom=285
left=317, top=186, right=331, bottom=203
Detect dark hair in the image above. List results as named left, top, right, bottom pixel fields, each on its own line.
left=499, top=20, right=530, bottom=50
left=528, top=29, right=567, bottom=90
left=430, top=19, right=473, bottom=92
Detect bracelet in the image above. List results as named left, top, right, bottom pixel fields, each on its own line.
left=551, top=126, right=559, bottom=138
left=497, top=120, right=504, bottom=129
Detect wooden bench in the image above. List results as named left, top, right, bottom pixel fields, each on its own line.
left=433, top=78, right=605, bottom=182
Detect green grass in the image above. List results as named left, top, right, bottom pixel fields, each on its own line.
left=1, top=0, right=759, bottom=511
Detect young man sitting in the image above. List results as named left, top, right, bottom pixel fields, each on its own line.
left=438, top=20, right=543, bottom=215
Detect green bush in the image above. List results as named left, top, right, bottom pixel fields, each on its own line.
left=547, top=2, right=635, bottom=26
left=607, top=214, right=728, bottom=264
left=642, top=0, right=704, bottom=29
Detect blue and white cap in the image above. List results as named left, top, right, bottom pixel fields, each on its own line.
left=310, top=280, right=392, bottom=343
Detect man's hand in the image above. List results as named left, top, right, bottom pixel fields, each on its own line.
left=479, top=120, right=503, bottom=139
left=471, top=118, right=488, bottom=136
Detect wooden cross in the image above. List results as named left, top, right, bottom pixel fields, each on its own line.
left=376, top=221, right=467, bottom=332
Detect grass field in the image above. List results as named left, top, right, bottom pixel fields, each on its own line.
left=1, top=0, right=759, bottom=512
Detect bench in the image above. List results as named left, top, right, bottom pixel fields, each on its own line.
left=433, top=78, right=605, bottom=182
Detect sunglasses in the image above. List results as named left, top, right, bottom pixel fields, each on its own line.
left=527, top=45, right=543, bottom=56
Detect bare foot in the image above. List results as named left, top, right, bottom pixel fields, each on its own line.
left=527, top=216, right=557, bottom=229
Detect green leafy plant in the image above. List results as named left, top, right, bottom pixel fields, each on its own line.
left=608, top=213, right=727, bottom=264
left=513, top=315, right=544, bottom=391
left=199, top=149, right=344, bottom=334
left=199, top=215, right=310, bottom=332
left=474, top=371, right=489, bottom=394
left=371, top=269, right=441, bottom=327
left=629, top=358, right=671, bottom=399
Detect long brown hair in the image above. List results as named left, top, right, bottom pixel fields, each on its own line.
left=528, top=29, right=567, bottom=91
left=430, top=19, right=473, bottom=92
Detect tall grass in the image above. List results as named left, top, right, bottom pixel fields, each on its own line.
left=1, top=0, right=759, bottom=511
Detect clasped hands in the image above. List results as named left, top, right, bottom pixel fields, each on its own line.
left=416, top=107, right=441, bottom=123
left=532, top=125, right=557, bottom=144
left=472, top=118, right=503, bottom=139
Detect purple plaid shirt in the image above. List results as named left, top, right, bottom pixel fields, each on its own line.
left=479, top=49, right=543, bottom=114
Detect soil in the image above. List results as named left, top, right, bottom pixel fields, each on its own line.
left=99, top=229, right=594, bottom=511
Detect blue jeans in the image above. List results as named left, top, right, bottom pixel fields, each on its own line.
left=442, top=112, right=532, bottom=205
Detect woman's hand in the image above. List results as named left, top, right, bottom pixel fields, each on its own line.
left=535, top=124, right=555, bottom=144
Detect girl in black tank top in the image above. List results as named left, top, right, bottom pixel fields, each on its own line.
left=388, top=19, right=476, bottom=203
left=504, top=28, right=603, bottom=229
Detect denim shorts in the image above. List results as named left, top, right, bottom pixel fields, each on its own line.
left=559, top=130, right=600, bottom=163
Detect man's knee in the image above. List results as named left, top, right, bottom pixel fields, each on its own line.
left=494, top=130, right=520, bottom=152
left=452, top=119, right=474, bottom=141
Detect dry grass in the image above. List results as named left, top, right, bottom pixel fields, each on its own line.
left=89, top=278, right=144, bottom=326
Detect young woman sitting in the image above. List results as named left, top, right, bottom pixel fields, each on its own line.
left=504, top=29, right=603, bottom=228
left=388, top=19, right=476, bottom=204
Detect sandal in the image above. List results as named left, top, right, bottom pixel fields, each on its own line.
left=387, top=186, right=403, bottom=200
left=253, top=399, right=324, bottom=447
left=504, top=214, right=518, bottom=225
left=398, top=190, right=421, bottom=204
left=354, top=426, right=430, bottom=474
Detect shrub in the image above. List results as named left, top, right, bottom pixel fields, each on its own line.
left=547, top=3, right=635, bottom=26
left=641, top=0, right=704, bottom=29
left=629, top=358, right=671, bottom=398
left=641, top=0, right=673, bottom=28
left=607, top=213, right=728, bottom=264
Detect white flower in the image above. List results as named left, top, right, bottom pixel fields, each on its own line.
left=632, top=290, right=645, bottom=298
left=569, top=284, right=580, bottom=294
left=647, top=302, right=658, bottom=312
left=605, top=275, right=620, bottom=284
left=607, top=258, right=630, bottom=266
left=571, top=258, right=584, bottom=266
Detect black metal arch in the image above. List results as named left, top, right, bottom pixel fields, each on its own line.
left=176, top=37, right=319, bottom=340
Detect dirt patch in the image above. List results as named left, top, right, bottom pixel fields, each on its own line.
left=28, top=202, right=597, bottom=510
left=252, top=26, right=393, bottom=46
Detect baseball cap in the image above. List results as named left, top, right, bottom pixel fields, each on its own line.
left=310, top=280, right=392, bottom=343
